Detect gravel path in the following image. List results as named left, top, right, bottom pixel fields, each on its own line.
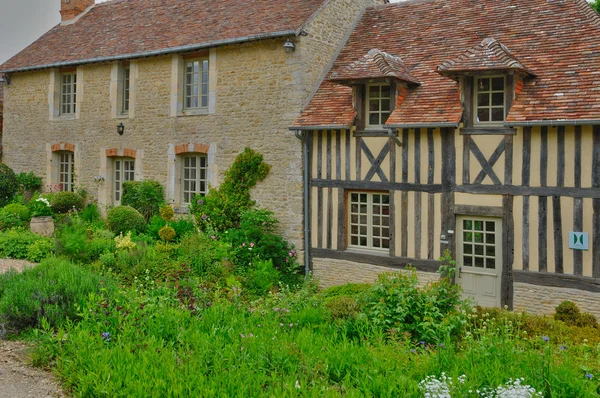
left=0, top=259, right=67, bottom=398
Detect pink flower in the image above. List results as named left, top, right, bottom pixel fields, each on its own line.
left=211, top=235, right=216, bottom=240
left=242, top=243, right=246, bottom=247
left=250, top=242, right=255, bottom=248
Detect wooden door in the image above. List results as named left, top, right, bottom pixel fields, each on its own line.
left=456, top=216, right=503, bottom=308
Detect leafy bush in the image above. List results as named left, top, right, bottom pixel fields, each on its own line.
left=177, top=233, right=233, bottom=277
left=170, top=216, right=196, bottom=240
left=147, top=215, right=167, bottom=240
left=159, top=225, right=176, bottom=242
left=80, top=203, right=101, bottom=223
left=0, top=228, right=53, bottom=261
left=190, top=148, right=270, bottom=232
left=364, top=271, right=468, bottom=343
left=16, top=171, right=42, bottom=193
left=0, top=258, right=116, bottom=333
left=244, top=259, right=280, bottom=296
left=554, top=301, right=598, bottom=328
left=107, top=206, right=146, bottom=235
left=0, top=163, right=18, bottom=207
left=28, top=195, right=53, bottom=217
left=0, top=203, right=31, bottom=230
left=325, top=296, right=362, bottom=321
left=122, top=180, right=165, bottom=222
left=160, top=205, right=174, bottom=222
left=50, top=191, right=85, bottom=214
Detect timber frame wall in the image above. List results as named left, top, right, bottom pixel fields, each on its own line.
left=308, top=126, right=600, bottom=308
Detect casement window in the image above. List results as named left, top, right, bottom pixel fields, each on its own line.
left=365, top=84, right=392, bottom=129
left=58, top=151, right=75, bottom=192
left=348, top=192, right=390, bottom=251
left=121, top=65, right=131, bottom=114
left=460, top=218, right=498, bottom=269
left=181, top=154, right=208, bottom=204
left=60, top=72, right=77, bottom=115
left=184, top=58, right=209, bottom=110
left=114, top=157, right=135, bottom=203
left=474, top=76, right=505, bottom=125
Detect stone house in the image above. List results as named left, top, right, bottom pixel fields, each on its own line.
left=0, top=0, right=385, bottom=250
left=292, top=0, right=600, bottom=317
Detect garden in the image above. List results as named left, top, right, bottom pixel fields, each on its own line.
left=0, top=149, right=599, bottom=397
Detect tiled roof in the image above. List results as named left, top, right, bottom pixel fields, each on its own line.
left=330, top=49, right=420, bottom=85
left=0, top=0, right=328, bottom=72
left=293, top=0, right=600, bottom=128
left=437, top=38, right=534, bottom=78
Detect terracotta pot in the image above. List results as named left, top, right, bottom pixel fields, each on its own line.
left=30, top=216, right=55, bottom=237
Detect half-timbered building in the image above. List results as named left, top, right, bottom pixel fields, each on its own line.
left=292, top=0, right=600, bottom=316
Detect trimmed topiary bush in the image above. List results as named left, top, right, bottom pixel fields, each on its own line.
left=50, top=191, right=85, bottom=214
left=122, top=180, right=165, bottom=222
left=107, top=206, right=146, bottom=235
left=0, top=164, right=18, bottom=207
left=554, top=300, right=598, bottom=328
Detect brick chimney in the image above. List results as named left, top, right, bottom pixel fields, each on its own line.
left=60, top=0, right=94, bottom=22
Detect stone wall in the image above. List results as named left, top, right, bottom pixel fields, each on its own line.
left=513, top=282, right=600, bottom=319
left=2, top=0, right=384, bottom=251
left=312, top=257, right=441, bottom=289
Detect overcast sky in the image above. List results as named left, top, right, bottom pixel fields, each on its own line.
left=0, top=0, right=403, bottom=65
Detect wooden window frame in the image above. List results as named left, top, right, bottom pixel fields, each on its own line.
left=121, top=65, right=131, bottom=115
left=60, top=71, right=77, bottom=115
left=461, top=74, right=515, bottom=135
left=365, top=83, right=392, bottom=130
left=347, top=191, right=391, bottom=252
left=58, top=151, right=75, bottom=192
left=180, top=153, right=208, bottom=204
left=183, top=58, right=209, bottom=110
left=114, top=157, right=135, bottom=204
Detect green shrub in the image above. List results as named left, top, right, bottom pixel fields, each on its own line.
left=321, top=283, right=371, bottom=299
left=0, top=203, right=31, bottom=230
left=325, top=296, right=362, bottom=321
left=160, top=205, right=174, bottom=222
left=0, top=164, right=18, bottom=207
left=16, top=171, right=42, bottom=193
left=26, top=239, right=55, bottom=262
left=27, top=195, right=53, bottom=217
left=177, top=234, right=233, bottom=277
left=80, top=203, right=101, bottom=223
left=107, top=206, right=146, bottom=235
left=147, top=215, right=167, bottom=240
left=170, top=216, right=196, bottom=241
left=0, top=229, right=53, bottom=260
left=190, top=148, right=270, bottom=232
left=122, top=180, right=165, bottom=222
left=0, top=258, right=116, bottom=333
left=50, top=191, right=85, bottom=214
left=554, top=300, right=598, bottom=328
left=158, top=225, right=176, bottom=242
left=244, top=259, right=280, bottom=296
left=364, top=271, right=468, bottom=343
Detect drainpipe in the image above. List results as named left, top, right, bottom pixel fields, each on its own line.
left=294, top=130, right=311, bottom=279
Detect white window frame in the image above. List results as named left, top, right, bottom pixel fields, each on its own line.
left=181, top=154, right=208, bottom=204
left=183, top=58, right=209, bottom=110
left=58, top=151, right=75, bottom=192
left=121, top=65, right=131, bottom=114
left=474, top=75, right=505, bottom=126
left=114, top=157, right=135, bottom=204
left=365, top=83, right=392, bottom=129
left=348, top=191, right=391, bottom=252
left=60, top=72, right=77, bottom=115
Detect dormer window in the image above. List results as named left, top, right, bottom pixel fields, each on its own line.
left=474, top=76, right=505, bottom=125
left=366, top=83, right=391, bottom=129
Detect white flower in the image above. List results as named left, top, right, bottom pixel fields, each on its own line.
left=36, top=197, right=51, bottom=207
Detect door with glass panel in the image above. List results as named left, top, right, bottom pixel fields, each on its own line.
left=456, top=216, right=502, bottom=307
left=182, top=155, right=207, bottom=204
left=114, top=158, right=135, bottom=204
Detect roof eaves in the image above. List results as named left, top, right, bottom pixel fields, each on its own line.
left=505, top=119, right=600, bottom=127
left=0, top=30, right=296, bottom=74
left=289, top=124, right=350, bottom=131
left=384, top=122, right=459, bottom=129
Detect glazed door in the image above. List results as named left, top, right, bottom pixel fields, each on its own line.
left=456, top=216, right=503, bottom=308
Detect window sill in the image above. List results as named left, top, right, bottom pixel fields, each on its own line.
left=115, top=113, right=130, bottom=120
left=174, top=206, right=190, bottom=215
left=345, top=247, right=390, bottom=256
left=177, top=108, right=209, bottom=117
left=460, top=127, right=516, bottom=135
left=354, top=129, right=396, bottom=137
left=52, top=114, right=76, bottom=121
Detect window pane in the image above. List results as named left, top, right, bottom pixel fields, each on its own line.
left=492, top=77, right=504, bottom=91
left=369, top=113, right=379, bottom=126
left=474, top=221, right=483, bottom=231
left=478, top=78, right=490, bottom=91
left=474, top=233, right=483, bottom=243
left=477, top=93, right=489, bottom=107
left=492, top=92, right=504, bottom=106
left=464, top=220, right=472, bottom=230
left=475, top=245, right=484, bottom=255
left=486, top=246, right=495, bottom=257
left=381, top=85, right=391, bottom=98
left=464, top=256, right=473, bottom=266
left=475, top=257, right=484, bottom=268
left=369, top=85, right=380, bottom=96
left=464, top=232, right=472, bottom=242
left=486, top=258, right=496, bottom=269
left=486, top=233, right=495, bottom=244
left=486, top=221, right=495, bottom=232
left=491, top=108, right=504, bottom=121
left=369, top=100, right=379, bottom=112
left=381, top=99, right=390, bottom=112
left=477, top=108, right=490, bottom=122
left=464, top=244, right=472, bottom=254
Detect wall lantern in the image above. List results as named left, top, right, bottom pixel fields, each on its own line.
left=283, top=39, right=296, bottom=53
left=0, top=74, right=10, bottom=86
left=117, top=123, right=125, bottom=136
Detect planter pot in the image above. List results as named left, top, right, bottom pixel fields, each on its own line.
left=30, top=216, right=55, bottom=237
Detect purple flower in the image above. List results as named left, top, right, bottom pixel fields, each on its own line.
left=274, top=307, right=280, bottom=312
left=419, top=341, right=426, bottom=346
left=439, top=343, right=445, bottom=348
left=240, top=334, right=246, bottom=339
left=410, top=349, right=417, bottom=353
left=559, top=345, right=567, bottom=351
left=542, top=336, right=550, bottom=343
left=586, top=373, right=593, bottom=380
left=102, top=332, right=111, bottom=342
left=201, top=214, right=208, bottom=220
left=197, top=199, right=204, bottom=205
